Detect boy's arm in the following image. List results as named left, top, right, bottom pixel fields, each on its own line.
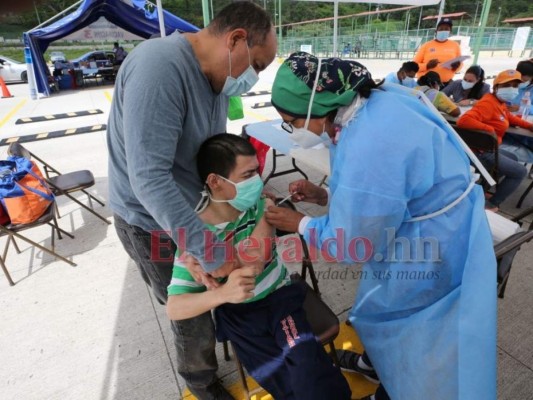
left=237, top=198, right=276, bottom=267
left=166, top=266, right=258, bottom=320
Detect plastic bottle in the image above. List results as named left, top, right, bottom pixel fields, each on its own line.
left=519, top=91, right=531, bottom=120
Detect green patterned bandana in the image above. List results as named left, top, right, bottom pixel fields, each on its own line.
left=271, top=52, right=373, bottom=118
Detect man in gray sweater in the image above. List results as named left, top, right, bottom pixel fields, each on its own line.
left=107, top=2, right=277, bottom=398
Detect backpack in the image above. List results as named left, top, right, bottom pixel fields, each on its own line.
left=0, top=156, right=54, bottom=225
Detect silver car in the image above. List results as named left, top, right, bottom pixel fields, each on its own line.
left=0, top=56, right=28, bottom=82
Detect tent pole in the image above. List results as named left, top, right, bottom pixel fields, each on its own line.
left=333, top=0, right=339, bottom=56
left=156, top=0, right=166, bottom=37
left=437, top=0, right=445, bottom=22
left=202, top=0, right=210, bottom=27
left=472, top=0, right=492, bottom=64
left=28, top=0, right=83, bottom=32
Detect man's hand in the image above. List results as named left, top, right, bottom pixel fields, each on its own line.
left=427, top=59, right=439, bottom=69
left=450, top=61, right=461, bottom=71
left=288, top=180, right=328, bottom=206
left=219, top=266, right=258, bottom=303
left=182, top=253, right=220, bottom=289
left=457, top=99, right=471, bottom=107
left=265, top=205, right=305, bottom=233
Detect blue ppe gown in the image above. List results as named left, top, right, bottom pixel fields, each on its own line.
left=304, top=83, right=497, bottom=400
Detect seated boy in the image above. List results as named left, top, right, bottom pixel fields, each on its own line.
left=166, top=134, right=350, bottom=400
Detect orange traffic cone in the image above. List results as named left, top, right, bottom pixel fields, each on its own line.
left=0, top=77, right=14, bottom=98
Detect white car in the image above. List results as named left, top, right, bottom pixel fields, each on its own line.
left=0, top=56, right=28, bottom=82
left=50, top=51, right=66, bottom=63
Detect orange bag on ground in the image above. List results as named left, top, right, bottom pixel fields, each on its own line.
left=0, top=156, right=54, bottom=225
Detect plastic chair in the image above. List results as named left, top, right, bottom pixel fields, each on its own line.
left=230, top=274, right=340, bottom=400
left=0, top=203, right=76, bottom=286
left=7, top=143, right=110, bottom=225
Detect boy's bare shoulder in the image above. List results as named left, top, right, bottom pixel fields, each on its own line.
left=264, top=197, right=275, bottom=208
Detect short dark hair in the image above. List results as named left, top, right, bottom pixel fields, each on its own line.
left=516, top=59, right=533, bottom=77
left=418, top=71, right=441, bottom=87
left=208, top=1, right=273, bottom=47
left=197, top=134, right=257, bottom=183
left=401, top=61, right=419, bottom=74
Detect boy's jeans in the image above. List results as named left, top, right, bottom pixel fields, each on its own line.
left=113, top=214, right=218, bottom=397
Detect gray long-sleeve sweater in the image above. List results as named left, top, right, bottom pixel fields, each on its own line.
left=107, top=33, right=229, bottom=272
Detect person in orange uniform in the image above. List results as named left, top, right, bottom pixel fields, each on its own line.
left=413, top=18, right=462, bottom=85
left=457, top=69, right=533, bottom=211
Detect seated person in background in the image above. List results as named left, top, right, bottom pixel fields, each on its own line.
left=457, top=70, right=533, bottom=211
left=509, top=59, right=533, bottom=115
left=416, top=71, right=460, bottom=117
left=166, top=133, right=351, bottom=400
left=113, top=42, right=128, bottom=66
left=384, top=61, right=419, bottom=88
left=442, top=65, right=490, bottom=106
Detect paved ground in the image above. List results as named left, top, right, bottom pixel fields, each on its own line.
left=0, top=53, right=532, bottom=400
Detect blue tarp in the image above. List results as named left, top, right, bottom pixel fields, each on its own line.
left=24, top=0, right=199, bottom=96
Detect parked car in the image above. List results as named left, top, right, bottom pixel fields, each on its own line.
left=0, top=56, right=28, bottom=82
left=50, top=51, right=66, bottom=63
left=70, top=50, right=115, bottom=69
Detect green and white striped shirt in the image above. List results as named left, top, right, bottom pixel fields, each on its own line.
left=167, top=197, right=289, bottom=302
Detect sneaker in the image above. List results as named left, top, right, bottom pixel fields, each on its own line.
left=336, top=349, right=380, bottom=384
left=188, top=381, right=235, bottom=400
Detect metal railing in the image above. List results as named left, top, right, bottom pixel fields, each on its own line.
left=278, top=25, right=533, bottom=58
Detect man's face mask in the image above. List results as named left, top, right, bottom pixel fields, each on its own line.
left=222, top=43, right=259, bottom=97
left=402, top=76, right=415, bottom=86
left=436, top=31, right=450, bottom=42
left=210, top=174, right=264, bottom=212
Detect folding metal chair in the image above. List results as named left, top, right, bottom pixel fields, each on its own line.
left=0, top=203, right=76, bottom=286
left=7, top=143, right=110, bottom=225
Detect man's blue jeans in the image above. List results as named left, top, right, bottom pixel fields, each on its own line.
left=114, top=214, right=218, bottom=397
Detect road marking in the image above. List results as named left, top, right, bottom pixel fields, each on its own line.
left=15, top=109, right=104, bottom=124
left=0, top=99, right=27, bottom=129
left=0, top=124, right=107, bottom=146
left=104, top=91, right=113, bottom=103
left=251, top=102, right=272, bottom=109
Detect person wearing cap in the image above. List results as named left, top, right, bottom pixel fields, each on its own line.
left=383, top=61, right=419, bottom=88
left=457, top=69, right=533, bottom=211
left=413, top=18, right=462, bottom=85
left=415, top=71, right=460, bottom=116
left=265, top=52, right=496, bottom=400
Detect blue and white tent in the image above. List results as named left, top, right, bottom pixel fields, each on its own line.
left=24, top=0, right=198, bottom=96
